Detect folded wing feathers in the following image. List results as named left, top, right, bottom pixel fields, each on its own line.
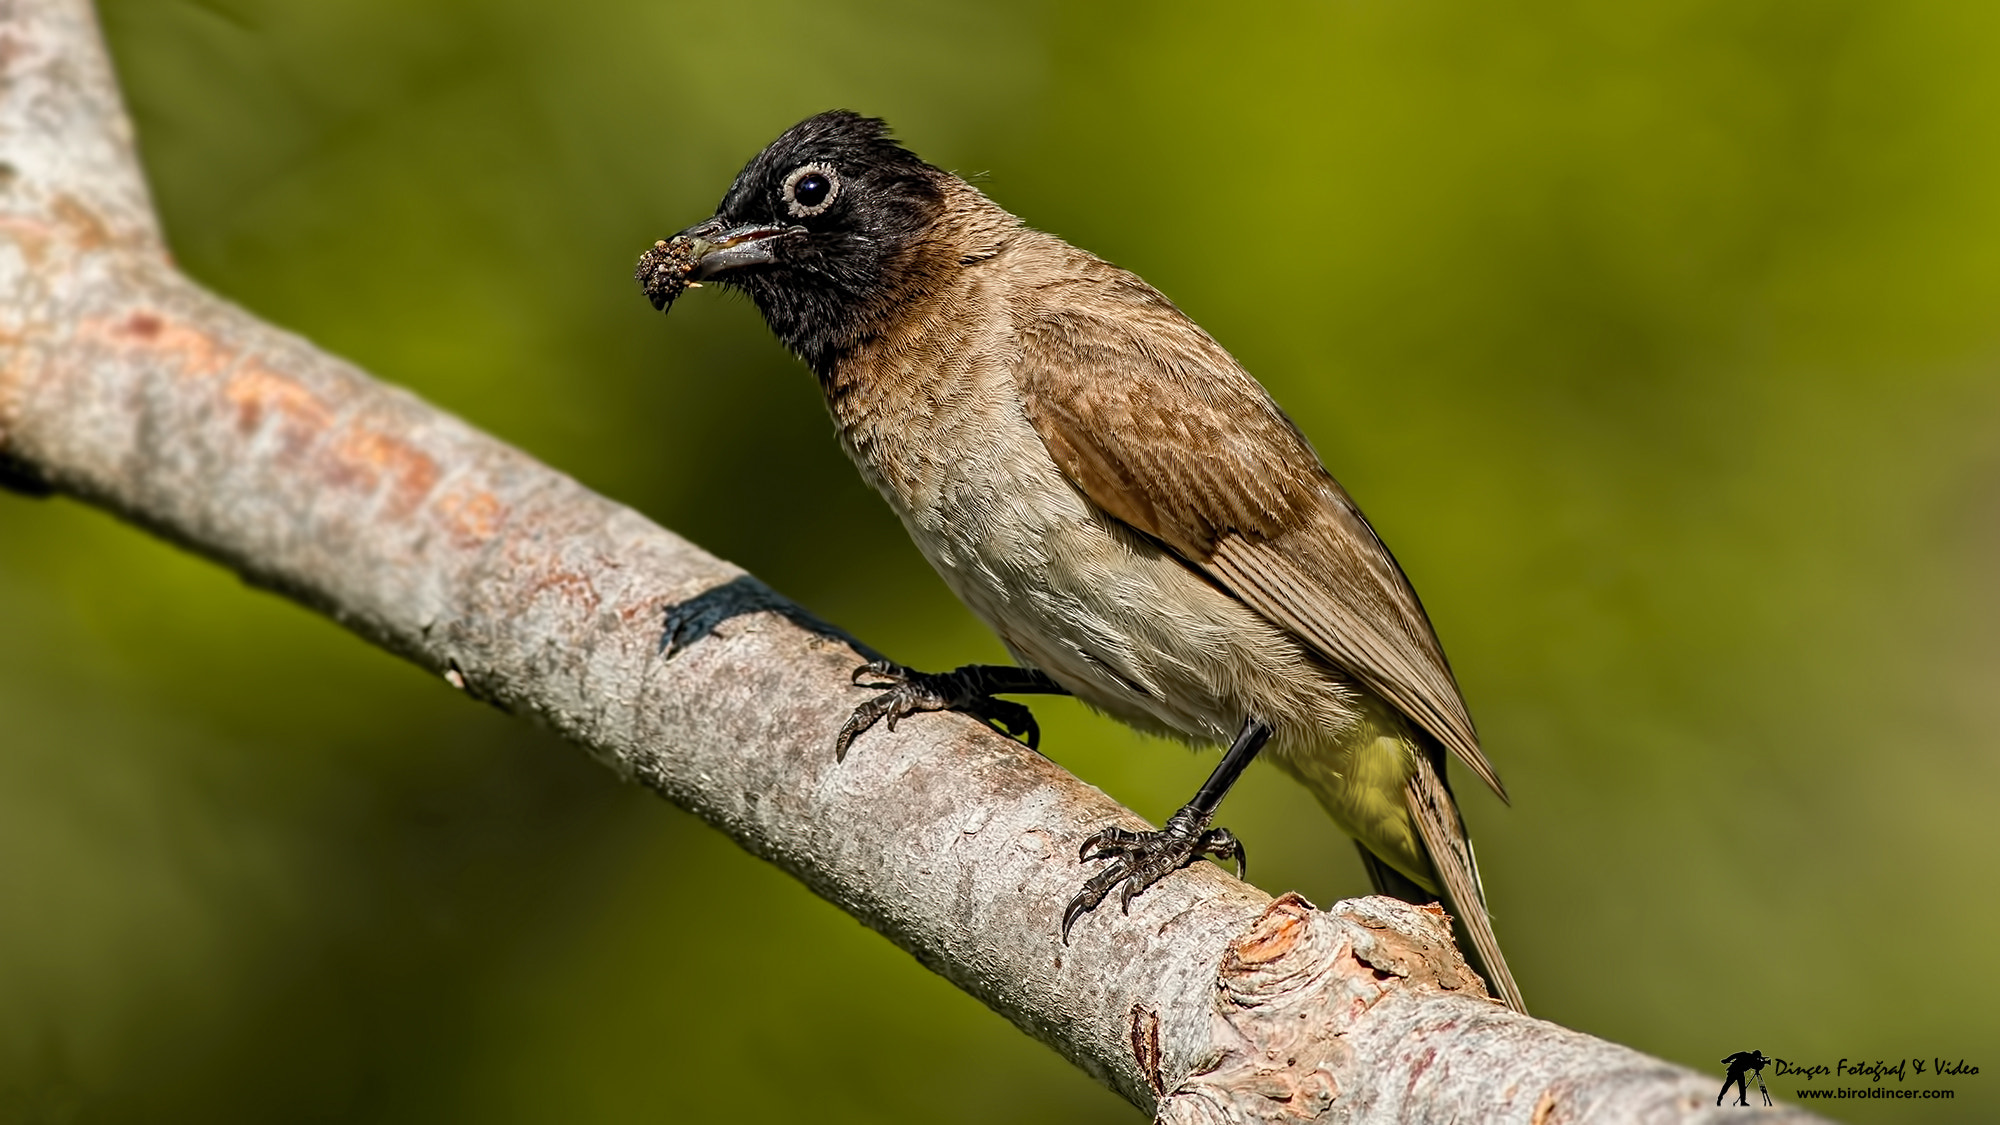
left=1010, top=264, right=1507, bottom=801
left=1209, top=535, right=1507, bottom=801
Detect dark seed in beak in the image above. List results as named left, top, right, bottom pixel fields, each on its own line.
left=635, top=238, right=701, bottom=312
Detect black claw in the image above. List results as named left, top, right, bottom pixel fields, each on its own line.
left=1060, top=894, right=1096, bottom=943
left=1061, top=863, right=1123, bottom=943
left=979, top=697, right=1041, bottom=751
left=828, top=712, right=868, bottom=756
left=1195, top=826, right=1247, bottom=881
left=851, top=659, right=897, bottom=687
left=1061, top=806, right=1248, bottom=942
left=835, top=660, right=1049, bottom=759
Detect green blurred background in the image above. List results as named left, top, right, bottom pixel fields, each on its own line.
left=3, top=0, right=1997, bottom=1120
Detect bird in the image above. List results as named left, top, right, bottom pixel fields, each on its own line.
left=637, top=110, right=1526, bottom=1012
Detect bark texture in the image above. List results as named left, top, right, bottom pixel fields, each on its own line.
left=0, top=2, right=1826, bottom=1120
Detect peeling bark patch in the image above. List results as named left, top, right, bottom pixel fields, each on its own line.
left=1348, top=949, right=1398, bottom=984
left=1335, top=941, right=1419, bottom=1014
left=1232, top=894, right=1310, bottom=967
left=1328, top=896, right=1489, bottom=1002
left=1129, top=1003, right=1166, bottom=1098
left=1531, top=1087, right=1562, bottom=1125
left=1166, top=896, right=1531, bottom=1122
left=1221, top=893, right=1335, bottom=1009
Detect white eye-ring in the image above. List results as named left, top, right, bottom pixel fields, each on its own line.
left=782, top=162, right=841, bottom=217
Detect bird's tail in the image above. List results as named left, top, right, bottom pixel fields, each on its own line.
left=1387, top=750, right=1527, bottom=1014
left=1274, top=702, right=1526, bottom=1013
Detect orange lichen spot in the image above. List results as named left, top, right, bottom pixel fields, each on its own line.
left=436, top=485, right=504, bottom=548
left=616, top=592, right=684, bottom=632
left=156, top=321, right=232, bottom=376
left=86, top=311, right=236, bottom=379
left=324, top=427, right=439, bottom=517
left=224, top=361, right=331, bottom=445
left=526, top=567, right=602, bottom=615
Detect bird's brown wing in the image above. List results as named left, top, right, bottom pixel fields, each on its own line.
left=1009, top=270, right=1506, bottom=800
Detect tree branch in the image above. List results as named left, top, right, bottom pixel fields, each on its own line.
left=0, top=2, right=1823, bottom=1120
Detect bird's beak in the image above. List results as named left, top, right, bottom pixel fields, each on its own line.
left=637, top=215, right=804, bottom=313
left=670, top=216, right=800, bottom=280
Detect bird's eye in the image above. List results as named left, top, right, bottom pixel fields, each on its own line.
left=783, top=162, right=841, bottom=217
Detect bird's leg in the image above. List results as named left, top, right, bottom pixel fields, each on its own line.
left=836, top=660, right=1070, bottom=760
left=1062, top=717, right=1273, bottom=942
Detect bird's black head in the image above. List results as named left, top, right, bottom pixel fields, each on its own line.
left=652, top=111, right=947, bottom=370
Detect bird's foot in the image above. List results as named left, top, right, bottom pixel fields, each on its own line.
left=1062, top=804, right=1245, bottom=941
left=835, top=660, right=1043, bottom=760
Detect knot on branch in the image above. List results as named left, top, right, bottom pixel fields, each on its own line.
left=1157, top=893, right=1493, bottom=1123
